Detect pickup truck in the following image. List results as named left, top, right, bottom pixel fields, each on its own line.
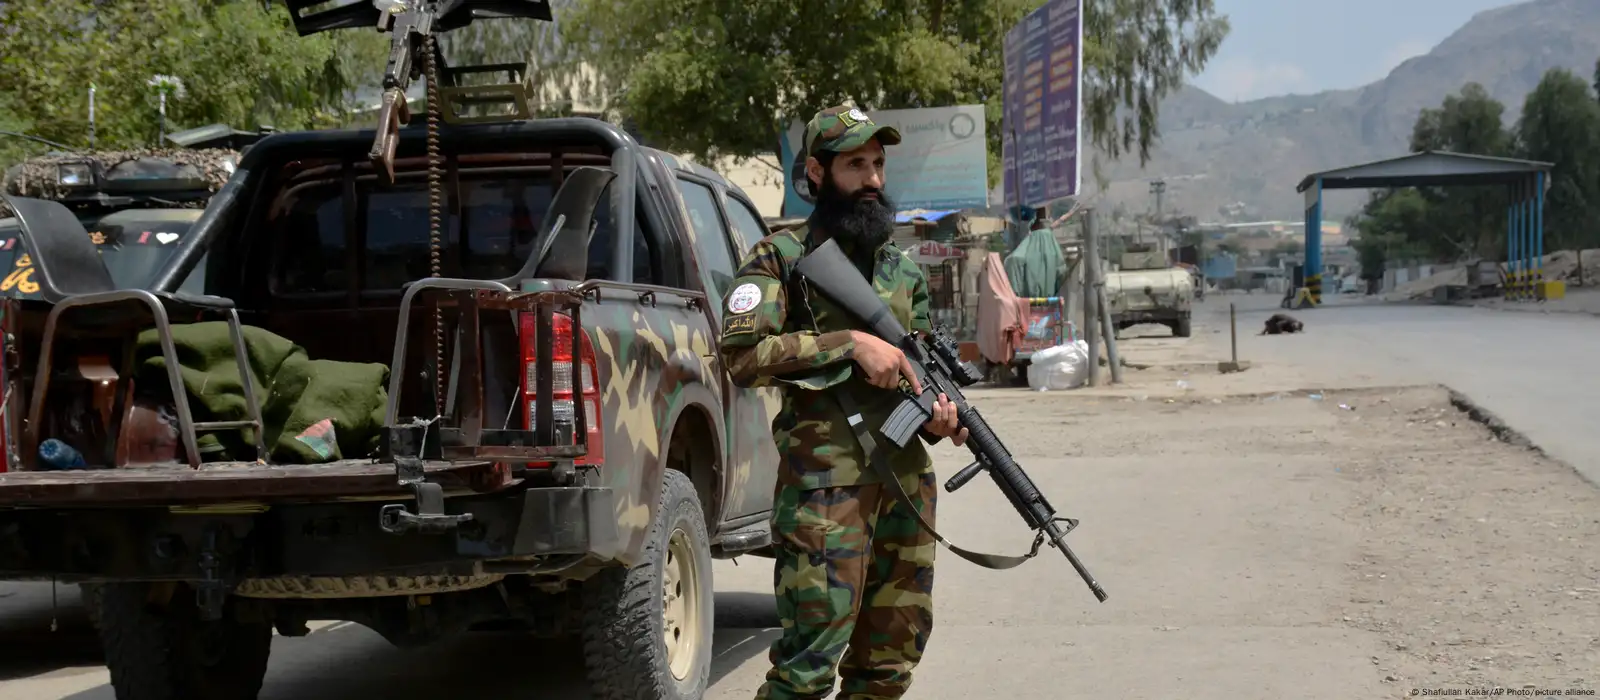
left=0, top=114, right=783, bottom=699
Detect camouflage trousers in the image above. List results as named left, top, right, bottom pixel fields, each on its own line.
left=754, top=471, right=937, bottom=700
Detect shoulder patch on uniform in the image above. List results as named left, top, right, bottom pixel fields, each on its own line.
left=723, top=313, right=756, bottom=335
left=727, top=282, right=762, bottom=314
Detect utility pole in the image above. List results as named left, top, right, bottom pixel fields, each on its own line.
left=1149, top=179, right=1167, bottom=222
left=1083, top=207, right=1100, bottom=387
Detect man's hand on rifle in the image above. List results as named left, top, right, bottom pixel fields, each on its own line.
left=847, top=332, right=967, bottom=448
left=850, top=331, right=922, bottom=393
left=923, top=394, right=968, bottom=447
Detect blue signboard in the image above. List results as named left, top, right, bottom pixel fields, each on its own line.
left=1002, top=0, right=1083, bottom=209
left=778, top=104, right=990, bottom=218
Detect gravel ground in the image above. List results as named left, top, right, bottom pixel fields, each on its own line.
left=1322, top=387, right=1600, bottom=695
left=939, top=382, right=1600, bottom=698
left=1, top=351, right=1597, bottom=698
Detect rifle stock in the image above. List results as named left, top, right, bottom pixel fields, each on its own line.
left=794, top=237, right=1108, bottom=603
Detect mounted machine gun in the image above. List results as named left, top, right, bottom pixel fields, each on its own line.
left=280, top=0, right=551, bottom=183
left=279, top=0, right=554, bottom=430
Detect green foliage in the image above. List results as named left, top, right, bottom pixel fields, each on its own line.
left=434, top=6, right=582, bottom=119
left=0, top=1, right=386, bottom=163
left=1349, top=73, right=1600, bottom=266
left=1516, top=68, right=1600, bottom=251
left=556, top=0, right=1229, bottom=184
left=1396, top=82, right=1515, bottom=261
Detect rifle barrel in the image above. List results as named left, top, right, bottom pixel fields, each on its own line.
left=1046, top=519, right=1109, bottom=602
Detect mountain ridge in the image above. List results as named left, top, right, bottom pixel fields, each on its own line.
left=1084, top=0, right=1600, bottom=224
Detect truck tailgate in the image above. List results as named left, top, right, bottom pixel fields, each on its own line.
left=0, top=459, right=506, bottom=508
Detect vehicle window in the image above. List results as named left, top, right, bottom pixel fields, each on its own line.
left=722, top=196, right=770, bottom=254
left=460, top=179, right=553, bottom=281
left=363, top=188, right=436, bottom=290
left=585, top=182, right=656, bottom=285
left=676, top=179, right=737, bottom=297
left=277, top=188, right=349, bottom=294
left=0, top=214, right=208, bottom=300
left=273, top=173, right=641, bottom=296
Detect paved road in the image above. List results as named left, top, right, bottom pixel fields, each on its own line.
left=0, top=383, right=1430, bottom=700
left=1200, top=292, right=1600, bottom=485
left=0, top=293, right=1595, bottom=698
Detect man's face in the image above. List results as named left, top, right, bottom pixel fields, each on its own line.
left=807, top=139, right=886, bottom=199
left=804, top=139, right=897, bottom=254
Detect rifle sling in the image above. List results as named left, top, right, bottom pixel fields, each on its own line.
left=787, top=258, right=1044, bottom=570
left=833, top=389, right=1046, bottom=570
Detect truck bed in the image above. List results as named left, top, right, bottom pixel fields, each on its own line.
left=0, top=459, right=505, bottom=508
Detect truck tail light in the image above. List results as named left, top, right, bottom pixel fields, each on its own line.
left=518, top=310, right=603, bottom=467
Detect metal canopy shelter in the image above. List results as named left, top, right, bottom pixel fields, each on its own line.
left=1294, top=150, right=1554, bottom=305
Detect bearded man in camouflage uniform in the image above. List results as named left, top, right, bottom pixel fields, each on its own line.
left=719, top=105, right=969, bottom=700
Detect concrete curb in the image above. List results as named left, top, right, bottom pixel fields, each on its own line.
left=1465, top=302, right=1600, bottom=319
left=972, top=383, right=1442, bottom=404
left=1444, top=387, right=1547, bottom=457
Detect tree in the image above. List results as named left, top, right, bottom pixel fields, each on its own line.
left=1516, top=68, right=1600, bottom=251
left=1386, top=83, right=1515, bottom=261
left=1593, top=56, right=1600, bottom=104
left=1353, top=69, right=1600, bottom=270
left=434, top=0, right=590, bottom=119
left=556, top=0, right=1229, bottom=182
left=0, top=1, right=386, bottom=161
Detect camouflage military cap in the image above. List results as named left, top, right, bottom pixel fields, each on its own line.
left=804, top=105, right=902, bottom=158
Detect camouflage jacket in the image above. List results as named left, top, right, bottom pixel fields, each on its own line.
left=719, top=222, right=940, bottom=490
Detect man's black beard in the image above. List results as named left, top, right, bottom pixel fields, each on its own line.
left=810, top=174, right=896, bottom=259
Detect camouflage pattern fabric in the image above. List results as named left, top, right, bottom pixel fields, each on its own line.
left=0, top=148, right=240, bottom=217
left=803, top=106, right=903, bottom=159
left=720, top=219, right=943, bottom=699
left=718, top=222, right=940, bottom=490
left=756, top=469, right=938, bottom=700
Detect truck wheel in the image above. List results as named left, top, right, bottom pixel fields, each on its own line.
left=1175, top=317, right=1192, bottom=338
left=97, top=583, right=272, bottom=700
left=581, top=469, right=714, bottom=700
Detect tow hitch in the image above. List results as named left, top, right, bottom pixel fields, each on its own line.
left=379, top=420, right=474, bottom=535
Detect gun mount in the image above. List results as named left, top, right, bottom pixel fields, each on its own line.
left=277, top=0, right=553, bottom=183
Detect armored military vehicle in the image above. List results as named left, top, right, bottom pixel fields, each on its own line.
left=1103, top=240, right=1195, bottom=337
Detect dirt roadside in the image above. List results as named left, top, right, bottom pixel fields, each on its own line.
left=954, top=380, right=1600, bottom=697
left=1327, top=386, right=1600, bottom=694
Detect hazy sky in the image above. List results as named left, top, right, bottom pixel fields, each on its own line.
left=1190, top=0, right=1523, bottom=102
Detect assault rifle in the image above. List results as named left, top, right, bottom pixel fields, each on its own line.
left=795, top=238, right=1108, bottom=603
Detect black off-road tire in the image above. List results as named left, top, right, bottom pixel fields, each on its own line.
left=97, top=582, right=273, bottom=700
left=580, top=469, right=715, bottom=700
left=1174, top=316, right=1192, bottom=338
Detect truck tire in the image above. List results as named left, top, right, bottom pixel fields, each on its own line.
left=581, top=469, right=714, bottom=700
left=97, top=582, right=272, bottom=700
left=1174, top=317, right=1192, bottom=338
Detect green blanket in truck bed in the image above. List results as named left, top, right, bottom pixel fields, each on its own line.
left=134, top=321, right=390, bottom=464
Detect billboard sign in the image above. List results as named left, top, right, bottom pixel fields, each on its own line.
left=778, top=104, right=990, bottom=217
left=1002, top=0, right=1084, bottom=209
